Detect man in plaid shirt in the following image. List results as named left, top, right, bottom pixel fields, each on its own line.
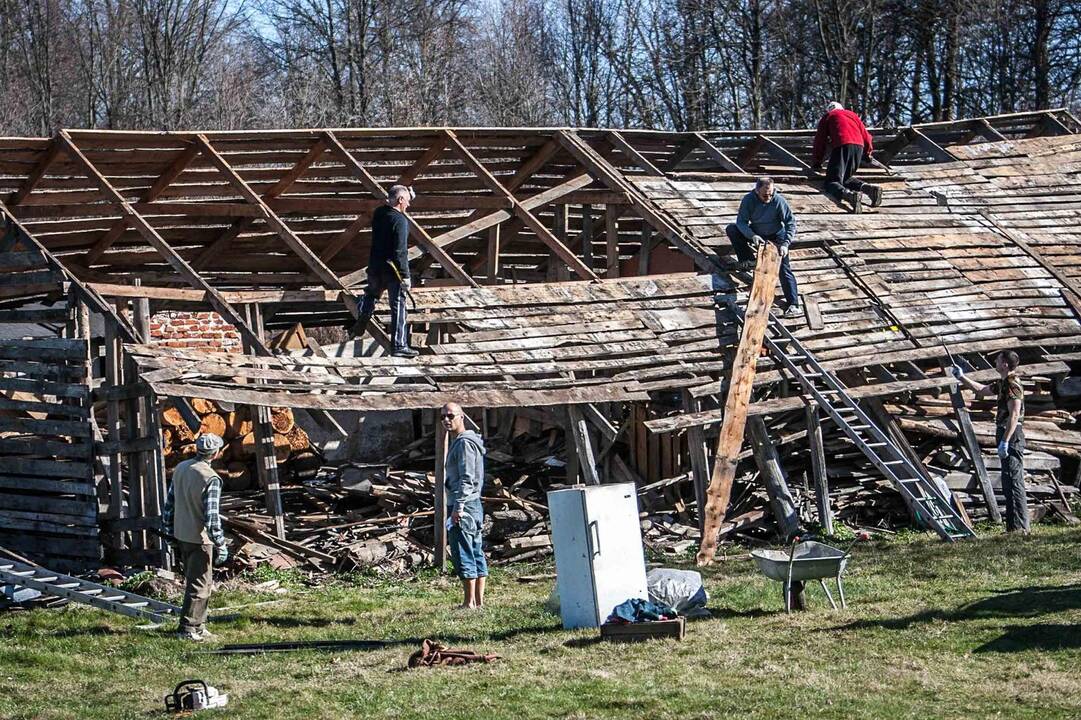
left=163, top=433, right=227, bottom=641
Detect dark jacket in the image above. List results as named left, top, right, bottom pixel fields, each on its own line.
left=735, top=191, right=796, bottom=247
left=445, top=430, right=486, bottom=514
left=369, top=205, right=410, bottom=279
left=812, top=109, right=874, bottom=166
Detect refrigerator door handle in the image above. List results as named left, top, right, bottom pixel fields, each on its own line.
left=587, top=519, right=601, bottom=557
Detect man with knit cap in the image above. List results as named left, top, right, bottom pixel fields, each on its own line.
left=811, top=101, right=882, bottom=213
left=163, top=433, right=227, bottom=641
left=441, top=402, right=488, bottom=609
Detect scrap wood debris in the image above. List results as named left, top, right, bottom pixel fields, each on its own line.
left=407, top=639, right=499, bottom=668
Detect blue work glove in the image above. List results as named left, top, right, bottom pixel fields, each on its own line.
left=997, top=440, right=1009, bottom=457
left=214, top=544, right=229, bottom=566
left=950, top=365, right=964, bottom=379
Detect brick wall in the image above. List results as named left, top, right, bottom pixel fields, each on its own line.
left=149, top=311, right=241, bottom=350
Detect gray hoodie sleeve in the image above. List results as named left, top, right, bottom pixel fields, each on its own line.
left=454, top=441, right=483, bottom=512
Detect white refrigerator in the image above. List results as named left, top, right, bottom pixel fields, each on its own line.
left=548, top=483, right=649, bottom=629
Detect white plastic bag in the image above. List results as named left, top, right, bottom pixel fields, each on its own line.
left=646, top=568, right=708, bottom=612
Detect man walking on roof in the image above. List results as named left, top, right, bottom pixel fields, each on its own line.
left=724, top=177, right=801, bottom=318
left=811, top=102, right=883, bottom=213
left=349, top=184, right=419, bottom=358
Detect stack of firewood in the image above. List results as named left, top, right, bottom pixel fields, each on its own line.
left=160, top=400, right=315, bottom=490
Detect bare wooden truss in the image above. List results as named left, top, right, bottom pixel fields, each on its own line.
left=1, top=108, right=1079, bottom=569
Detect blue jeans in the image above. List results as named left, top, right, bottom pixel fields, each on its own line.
left=724, top=224, right=799, bottom=308
left=448, top=503, right=487, bottom=579
left=356, top=266, right=410, bottom=350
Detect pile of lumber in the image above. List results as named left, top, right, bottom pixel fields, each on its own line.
left=160, top=400, right=317, bottom=491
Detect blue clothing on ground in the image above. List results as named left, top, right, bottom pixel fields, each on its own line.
left=606, top=598, right=677, bottom=624
left=735, top=191, right=796, bottom=246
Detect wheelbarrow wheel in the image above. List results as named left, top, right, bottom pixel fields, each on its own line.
left=786, top=580, right=807, bottom=611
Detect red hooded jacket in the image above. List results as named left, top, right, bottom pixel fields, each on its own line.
left=811, top=109, right=874, bottom=166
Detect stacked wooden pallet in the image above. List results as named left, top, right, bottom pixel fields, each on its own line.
left=0, top=247, right=99, bottom=571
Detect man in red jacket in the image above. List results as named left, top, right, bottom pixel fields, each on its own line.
left=811, top=102, right=882, bottom=213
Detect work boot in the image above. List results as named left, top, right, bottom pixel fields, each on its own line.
left=176, top=628, right=205, bottom=642
left=781, top=304, right=802, bottom=319
left=843, top=189, right=862, bottom=214
left=391, top=346, right=420, bottom=358
left=731, top=259, right=756, bottom=272
left=863, top=184, right=883, bottom=208
left=348, top=312, right=374, bottom=339
left=196, top=627, right=218, bottom=641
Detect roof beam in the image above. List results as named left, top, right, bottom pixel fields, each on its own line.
left=7, top=137, right=60, bottom=207
left=758, top=135, right=813, bottom=173
left=555, top=130, right=718, bottom=273
left=606, top=131, right=663, bottom=176
left=55, top=131, right=285, bottom=354
left=664, top=135, right=704, bottom=172
left=190, top=137, right=329, bottom=270
left=695, top=133, right=745, bottom=173
left=83, top=142, right=202, bottom=266
left=910, top=128, right=957, bottom=162
left=195, top=134, right=347, bottom=289
left=321, top=130, right=479, bottom=288
left=398, top=139, right=446, bottom=185
left=444, top=129, right=599, bottom=281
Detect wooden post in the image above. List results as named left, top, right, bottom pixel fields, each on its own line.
left=697, top=242, right=781, bottom=565
left=805, top=402, right=833, bottom=535
left=682, top=391, right=710, bottom=532
left=606, top=205, right=620, bottom=277
left=434, top=423, right=448, bottom=571
left=944, top=369, right=1002, bottom=522
left=132, top=285, right=169, bottom=565
left=638, top=225, right=652, bottom=276
left=103, top=320, right=124, bottom=549
left=567, top=405, right=601, bottom=485
left=581, top=204, right=594, bottom=269
left=553, top=203, right=569, bottom=281
left=486, top=225, right=500, bottom=284
left=243, top=304, right=286, bottom=539
left=747, top=416, right=802, bottom=539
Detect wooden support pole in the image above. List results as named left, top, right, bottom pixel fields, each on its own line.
left=434, top=423, right=448, bottom=571
left=747, top=416, right=802, bottom=539
left=605, top=205, right=620, bottom=277
left=581, top=203, right=594, bottom=269
left=132, top=284, right=167, bottom=563
left=566, top=405, right=601, bottom=485
left=697, top=242, right=781, bottom=565
left=637, top=225, right=652, bottom=276
left=243, top=304, right=285, bottom=539
left=804, top=402, right=833, bottom=535
left=103, top=320, right=124, bottom=548
left=553, top=203, right=569, bottom=281
left=486, top=225, right=501, bottom=284
left=942, top=366, right=1001, bottom=522
left=683, top=391, right=710, bottom=532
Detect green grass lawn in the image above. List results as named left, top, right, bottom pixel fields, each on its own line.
left=2, top=525, right=1079, bottom=720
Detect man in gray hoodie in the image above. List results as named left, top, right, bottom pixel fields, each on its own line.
left=441, top=402, right=488, bottom=608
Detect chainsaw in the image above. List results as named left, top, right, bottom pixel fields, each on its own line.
left=164, top=680, right=229, bottom=712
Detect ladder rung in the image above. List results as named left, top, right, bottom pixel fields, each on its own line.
left=80, top=588, right=104, bottom=596
left=55, top=582, right=81, bottom=589
left=101, top=595, right=126, bottom=602
left=124, top=601, right=149, bottom=608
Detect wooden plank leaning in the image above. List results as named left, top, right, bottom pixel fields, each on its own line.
left=697, top=242, right=781, bottom=566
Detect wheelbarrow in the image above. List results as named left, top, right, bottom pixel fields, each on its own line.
left=751, top=533, right=869, bottom=613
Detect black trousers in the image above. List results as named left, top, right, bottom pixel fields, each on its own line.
left=356, top=266, right=410, bottom=350
left=724, top=225, right=799, bottom=307
left=824, top=144, right=865, bottom=203
left=998, top=427, right=1029, bottom=532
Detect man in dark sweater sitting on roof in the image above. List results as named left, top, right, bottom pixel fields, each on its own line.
left=724, top=177, right=801, bottom=317
left=349, top=184, right=419, bottom=358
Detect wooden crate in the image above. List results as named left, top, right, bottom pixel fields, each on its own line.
left=599, top=617, right=685, bottom=643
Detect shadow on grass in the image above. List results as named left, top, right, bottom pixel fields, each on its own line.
left=835, top=583, right=1081, bottom=631
left=975, top=623, right=1081, bottom=653
left=203, top=621, right=564, bottom=655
